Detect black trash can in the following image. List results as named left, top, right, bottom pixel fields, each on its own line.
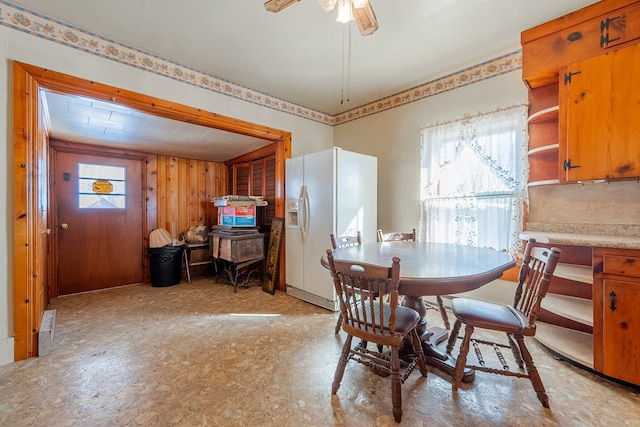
left=148, top=245, right=183, bottom=287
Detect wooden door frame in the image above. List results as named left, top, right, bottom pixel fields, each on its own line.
left=13, top=61, right=291, bottom=361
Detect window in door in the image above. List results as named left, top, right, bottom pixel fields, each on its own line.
left=78, top=163, right=126, bottom=209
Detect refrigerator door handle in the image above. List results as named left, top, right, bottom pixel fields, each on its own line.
left=299, top=185, right=309, bottom=243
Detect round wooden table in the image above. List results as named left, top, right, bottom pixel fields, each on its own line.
left=328, top=241, right=516, bottom=382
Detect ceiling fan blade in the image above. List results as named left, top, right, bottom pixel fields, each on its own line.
left=264, top=0, right=300, bottom=13
left=353, top=1, right=378, bottom=36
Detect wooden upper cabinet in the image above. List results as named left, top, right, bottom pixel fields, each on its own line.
left=522, top=0, right=640, bottom=88
left=560, top=42, right=640, bottom=181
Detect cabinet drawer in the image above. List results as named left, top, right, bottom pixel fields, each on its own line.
left=523, top=2, right=640, bottom=88
left=603, top=255, right=640, bottom=278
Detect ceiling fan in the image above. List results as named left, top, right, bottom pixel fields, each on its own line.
left=264, top=0, right=379, bottom=36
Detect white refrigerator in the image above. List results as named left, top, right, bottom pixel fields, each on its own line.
left=285, top=147, right=377, bottom=311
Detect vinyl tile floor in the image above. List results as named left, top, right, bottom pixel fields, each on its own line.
left=1, top=276, right=640, bottom=427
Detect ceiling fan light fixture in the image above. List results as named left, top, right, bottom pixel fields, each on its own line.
left=317, top=0, right=337, bottom=12
left=336, top=0, right=353, bottom=23
left=352, top=0, right=368, bottom=8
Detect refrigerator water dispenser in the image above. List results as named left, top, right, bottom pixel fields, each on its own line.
left=286, top=201, right=299, bottom=228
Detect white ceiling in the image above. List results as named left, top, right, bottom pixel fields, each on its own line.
left=11, top=0, right=600, bottom=160
left=42, top=90, right=271, bottom=162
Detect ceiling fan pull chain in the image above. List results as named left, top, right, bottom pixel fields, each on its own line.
left=347, top=21, right=351, bottom=104
left=340, top=22, right=352, bottom=105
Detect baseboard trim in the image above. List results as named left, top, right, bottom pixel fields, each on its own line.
left=286, top=286, right=338, bottom=311
left=0, top=337, right=14, bottom=366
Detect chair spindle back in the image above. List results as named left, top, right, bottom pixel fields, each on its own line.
left=326, top=249, right=401, bottom=338
left=330, top=231, right=362, bottom=249
left=377, top=228, right=416, bottom=242
left=513, top=239, right=561, bottom=328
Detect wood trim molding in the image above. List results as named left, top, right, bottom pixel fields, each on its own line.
left=521, top=0, right=639, bottom=44
left=225, top=144, right=277, bottom=165
left=15, top=62, right=289, bottom=142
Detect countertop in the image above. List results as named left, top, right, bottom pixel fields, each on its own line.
left=521, top=223, right=640, bottom=250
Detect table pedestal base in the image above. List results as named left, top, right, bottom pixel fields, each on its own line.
left=420, top=327, right=475, bottom=383
left=402, top=295, right=475, bottom=383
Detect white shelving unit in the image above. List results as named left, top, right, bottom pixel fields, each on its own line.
left=527, top=105, right=559, bottom=122
left=554, top=263, right=593, bottom=284
left=541, top=294, right=593, bottom=326
left=535, top=322, right=594, bottom=369
left=528, top=143, right=559, bottom=156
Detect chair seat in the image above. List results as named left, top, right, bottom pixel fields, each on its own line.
left=450, top=297, right=534, bottom=336
left=351, top=302, right=421, bottom=334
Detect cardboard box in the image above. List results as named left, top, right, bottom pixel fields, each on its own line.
left=218, top=206, right=256, bottom=227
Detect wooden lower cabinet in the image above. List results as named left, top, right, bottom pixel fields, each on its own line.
left=593, top=247, right=640, bottom=386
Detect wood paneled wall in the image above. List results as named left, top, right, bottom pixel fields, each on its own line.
left=147, top=155, right=227, bottom=238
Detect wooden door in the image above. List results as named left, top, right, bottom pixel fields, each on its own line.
left=561, top=43, right=640, bottom=181
left=54, top=151, right=144, bottom=295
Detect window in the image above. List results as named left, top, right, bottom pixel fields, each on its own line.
left=78, top=163, right=126, bottom=209
left=419, top=105, right=528, bottom=255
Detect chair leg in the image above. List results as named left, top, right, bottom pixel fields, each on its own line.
left=515, top=335, right=550, bottom=408
left=332, top=335, right=353, bottom=394
left=436, top=295, right=450, bottom=329
left=507, top=333, right=524, bottom=369
left=390, top=344, right=403, bottom=423
left=334, top=312, right=343, bottom=334
left=446, top=319, right=462, bottom=355
left=409, top=329, right=429, bottom=377
left=452, top=325, right=473, bottom=391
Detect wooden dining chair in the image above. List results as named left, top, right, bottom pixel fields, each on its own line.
left=377, top=228, right=450, bottom=330
left=326, top=249, right=428, bottom=423
left=445, top=238, right=560, bottom=408
left=376, top=228, right=416, bottom=242
left=330, top=231, right=362, bottom=334
left=330, top=231, right=362, bottom=249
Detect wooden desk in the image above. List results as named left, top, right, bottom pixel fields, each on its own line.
left=329, top=241, right=516, bottom=381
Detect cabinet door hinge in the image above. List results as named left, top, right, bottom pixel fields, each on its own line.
left=600, top=33, right=621, bottom=48
left=563, top=159, right=581, bottom=171
left=564, top=71, right=581, bottom=85
left=600, top=15, right=623, bottom=47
